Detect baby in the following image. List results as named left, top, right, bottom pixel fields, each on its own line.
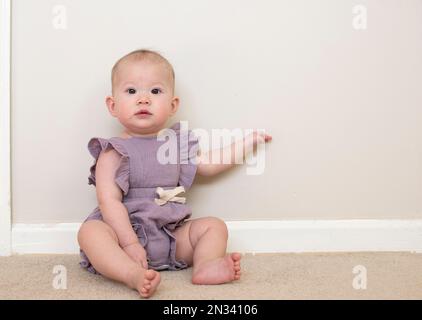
left=78, top=49, right=272, bottom=298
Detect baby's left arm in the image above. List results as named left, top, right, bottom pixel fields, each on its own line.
left=196, top=131, right=272, bottom=177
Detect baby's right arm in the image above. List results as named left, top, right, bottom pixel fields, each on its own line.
left=95, top=148, right=140, bottom=248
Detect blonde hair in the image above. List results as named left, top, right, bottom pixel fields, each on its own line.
left=111, top=49, right=175, bottom=92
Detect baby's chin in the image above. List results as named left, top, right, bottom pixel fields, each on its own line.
left=124, top=121, right=171, bottom=137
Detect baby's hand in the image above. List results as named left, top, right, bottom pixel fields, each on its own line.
left=122, top=242, right=148, bottom=269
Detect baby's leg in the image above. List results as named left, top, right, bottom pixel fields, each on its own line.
left=173, top=217, right=241, bottom=284
left=78, top=220, right=160, bottom=298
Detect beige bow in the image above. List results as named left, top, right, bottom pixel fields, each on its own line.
left=154, top=186, right=186, bottom=206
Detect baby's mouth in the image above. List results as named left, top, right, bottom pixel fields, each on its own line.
left=135, top=109, right=153, bottom=116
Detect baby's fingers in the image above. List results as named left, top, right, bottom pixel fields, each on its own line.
left=256, top=131, right=272, bottom=143
left=134, top=255, right=148, bottom=268
left=134, top=258, right=147, bottom=269
left=264, top=133, right=272, bottom=142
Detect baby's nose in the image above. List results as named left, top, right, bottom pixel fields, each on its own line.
left=137, top=96, right=150, bottom=105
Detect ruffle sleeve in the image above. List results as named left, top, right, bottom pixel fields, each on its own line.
left=172, top=122, right=200, bottom=191
left=87, top=137, right=130, bottom=195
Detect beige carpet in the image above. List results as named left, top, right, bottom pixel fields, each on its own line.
left=0, top=252, right=421, bottom=300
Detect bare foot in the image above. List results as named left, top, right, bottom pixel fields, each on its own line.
left=130, top=268, right=161, bottom=298
left=192, top=253, right=242, bottom=285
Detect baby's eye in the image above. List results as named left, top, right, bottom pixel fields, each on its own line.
left=126, top=88, right=137, bottom=94
left=151, top=88, right=162, bottom=95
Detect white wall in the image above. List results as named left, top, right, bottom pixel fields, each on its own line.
left=11, top=0, right=422, bottom=223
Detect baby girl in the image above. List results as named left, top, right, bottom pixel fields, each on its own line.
left=78, top=49, right=272, bottom=298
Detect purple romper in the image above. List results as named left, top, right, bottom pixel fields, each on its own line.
left=79, top=122, right=199, bottom=273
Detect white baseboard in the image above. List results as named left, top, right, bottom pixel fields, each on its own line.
left=10, top=220, right=422, bottom=255
left=226, top=220, right=422, bottom=253
left=12, top=223, right=80, bottom=254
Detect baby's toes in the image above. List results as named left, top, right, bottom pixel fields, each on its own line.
left=141, top=279, right=151, bottom=291
left=231, top=252, right=242, bottom=262
left=142, top=280, right=150, bottom=288
left=234, top=263, right=241, bottom=272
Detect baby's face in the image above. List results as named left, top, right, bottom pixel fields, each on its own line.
left=106, top=59, right=178, bottom=136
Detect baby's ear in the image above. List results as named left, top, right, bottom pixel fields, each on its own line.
left=106, top=96, right=117, bottom=117
left=170, top=96, right=180, bottom=116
